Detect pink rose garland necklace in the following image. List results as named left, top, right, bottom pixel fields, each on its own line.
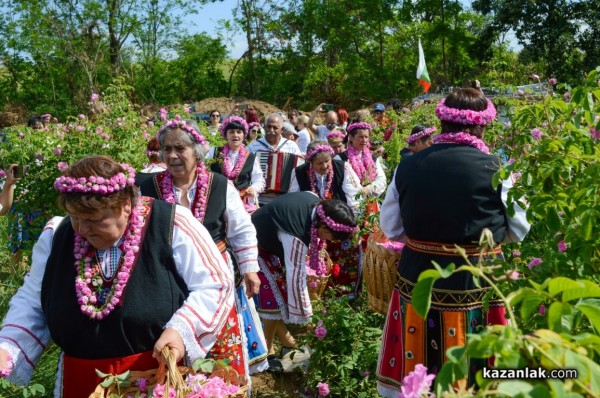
left=347, top=145, right=376, bottom=184
left=309, top=164, right=333, bottom=199
left=221, top=144, right=248, bottom=180
left=433, top=132, right=490, bottom=154
left=74, top=198, right=143, bottom=320
left=161, top=163, right=210, bottom=222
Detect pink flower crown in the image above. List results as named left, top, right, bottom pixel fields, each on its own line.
left=326, top=131, right=346, bottom=141
left=347, top=121, right=372, bottom=133
left=306, top=145, right=334, bottom=161
left=435, top=98, right=497, bottom=125
left=157, top=115, right=208, bottom=145
left=146, top=150, right=160, bottom=157
left=248, top=122, right=262, bottom=130
left=407, top=127, right=436, bottom=145
left=220, top=115, right=249, bottom=138
left=54, top=164, right=136, bottom=194
left=316, top=204, right=358, bottom=233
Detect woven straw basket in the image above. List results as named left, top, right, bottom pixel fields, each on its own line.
left=307, top=253, right=333, bottom=301
left=363, top=227, right=401, bottom=314
left=89, top=347, right=248, bottom=398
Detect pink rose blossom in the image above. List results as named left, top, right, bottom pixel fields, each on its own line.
left=557, top=240, right=567, bottom=252
left=548, top=78, right=557, bottom=86
left=531, top=74, right=540, bottom=80
left=0, top=352, right=13, bottom=377
left=508, top=270, right=520, bottom=280
left=76, top=125, right=85, bottom=131
left=0, top=170, right=6, bottom=178
left=512, top=250, right=521, bottom=257
left=90, top=93, right=99, bottom=102
left=78, top=114, right=86, bottom=119
left=57, top=162, right=69, bottom=171
left=54, top=148, right=62, bottom=156
left=539, top=304, right=546, bottom=316
left=563, top=92, right=571, bottom=101
left=531, top=128, right=543, bottom=140
left=508, top=158, right=516, bottom=164
left=590, top=127, right=600, bottom=140
left=398, top=363, right=435, bottom=398
left=528, top=258, right=543, bottom=270
left=317, top=382, right=330, bottom=396
left=18, top=133, right=24, bottom=139
left=315, top=320, right=327, bottom=340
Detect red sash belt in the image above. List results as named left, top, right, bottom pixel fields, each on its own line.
left=61, top=350, right=156, bottom=398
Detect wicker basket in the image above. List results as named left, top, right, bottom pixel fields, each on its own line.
left=363, top=227, right=402, bottom=314
left=306, top=253, right=332, bottom=301
left=89, top=347, right=248, bottom=398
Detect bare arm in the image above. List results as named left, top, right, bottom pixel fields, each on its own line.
left=0, top=165, right=19, bottom=216
left=307, top=103, right=325, bottom=136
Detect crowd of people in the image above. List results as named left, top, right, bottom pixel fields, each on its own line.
left=0, top=88, right=530, bottom=397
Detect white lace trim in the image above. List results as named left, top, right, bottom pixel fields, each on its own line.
left=0, top=342, right=31, bottom=386
left=165, top=317, right=206, bottom=362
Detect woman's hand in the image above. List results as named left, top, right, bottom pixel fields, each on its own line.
left=244, top=272, right=261, bottom=298
left=153, top=328, right=185, bottom=364
left=6, top=164, right=20, bottom=186
left=245, top=187, right=255, bottom=196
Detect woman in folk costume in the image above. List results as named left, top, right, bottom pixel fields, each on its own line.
left=207, top=115, right=265, bottom=213
left=336, top=121, right=387, bottom=200
left=251, top=192, right=358, bottom=371
left=376, top=88, right=530, bottom=397
left=288, top=141, right=365, bottom=297
left=138, top=117, right=269, bottom=378
left=0, top=156, right=235, bottom=397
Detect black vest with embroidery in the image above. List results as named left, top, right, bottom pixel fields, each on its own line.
left=210, top=147, right=256, bottom=190
left=251, top=191, right=320, bottom=259
left=294, top=160, right=347, bottom=203
left=40, top=198, right=188, bottom=359
left=394, top=144, right=507, bottom=244
left=139, top=171, right=228, bottom=243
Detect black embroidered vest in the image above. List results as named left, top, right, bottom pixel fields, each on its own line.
left=294, top=160, right=347, bottom=203
left=394, top=144, right=507, bottom=244
left=41, top=198, right=188, bottom=359
left=139, top=171, right=228, bottom=243
left=251, top=191, right=320, bottom=259
left=210, top=147, right=256, bottom=190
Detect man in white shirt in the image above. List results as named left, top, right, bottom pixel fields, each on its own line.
left=247, top=113, right=302, bottom=155
left=307, top=104, right=339, bottom=141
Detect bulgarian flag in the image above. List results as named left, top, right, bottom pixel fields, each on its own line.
left=416, top=39, right=431, bottom=93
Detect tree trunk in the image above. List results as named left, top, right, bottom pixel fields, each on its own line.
left=242, top=0, right=258, bottom=98
left=107, top=0, right=121, bottom=74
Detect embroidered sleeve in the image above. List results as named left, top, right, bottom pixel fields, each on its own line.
left=277, top=231, right=313, bottom=324
left=380, top=170, right=406, bottom=242
left=0, top=217, right=62, bottom=385
left=364, top=157, right=387, bottom=197
left=500, top=177, right=530, bottom=242
left=223, top=184, right=259, bottom=274
left=168, top=208, right=234, bottom=361
left=250, top=155, right=265, bottom=194
left=288, top=169, right=300, bottom=193
left=341, top=162, right=362, bottom=214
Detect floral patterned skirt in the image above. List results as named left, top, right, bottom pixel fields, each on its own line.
left=326, top=239, right=363, bottom=299
left=376, top=287, right=507, bottom=398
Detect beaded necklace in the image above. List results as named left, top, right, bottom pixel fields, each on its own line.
left=73, top=198, right=143, bottom=320
left=161, top=164, right=210, bottom=222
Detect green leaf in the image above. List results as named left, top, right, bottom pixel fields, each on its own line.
left=580, top=213, right=594, bottom=240
left=432, top=261, right=455, bottom=278
left=411, top=277, right=436, bottom=318
left=417, top=269, right=441, bottom=281
left=576, top=299, right=600, bottom=333
left=547, top=302, right=573, bottom=333
left=496, top=380, right=534, bottom=395
left=548, top=277, right=581, bottom=297
left=100, top=376, right=116, bottom=388
left=520, top=293, right=545, bottom=319
left=561, top=280, right=600, bottom=301
left=115, top=370, right=130, bottom=382
left=95, top=369, right=111, bottom=379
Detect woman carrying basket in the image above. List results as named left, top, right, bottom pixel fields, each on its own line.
left=376, top=88, right=530, bottom=397
left=0, top=156, right=235, bottom=397
left=139, top=117, right=269, bottom=377
left=251, top=192, right=357, bottom=372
